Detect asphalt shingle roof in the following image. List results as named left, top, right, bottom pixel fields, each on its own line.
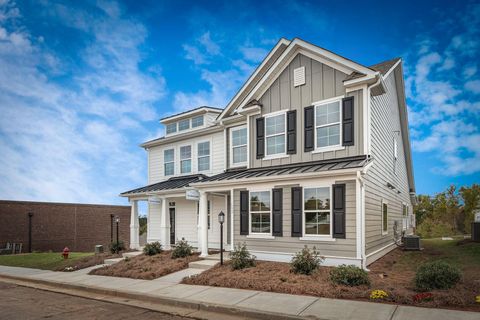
left=344, top=57, right=401, bottom=81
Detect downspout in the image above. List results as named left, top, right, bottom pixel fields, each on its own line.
left=357, top=160, right=373, bottom=270
left=365, top=73, right=383, bottom=156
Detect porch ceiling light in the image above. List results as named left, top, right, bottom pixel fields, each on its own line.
left=218, top=211, right=225, bottom=224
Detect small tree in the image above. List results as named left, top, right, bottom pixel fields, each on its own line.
left=291, top=246, right=324, bottom=275
left=230, top=243, right=256, bottom=270
left=171, top=238, right=193, bottom=259
left=415, top=261, right=461, bottom=291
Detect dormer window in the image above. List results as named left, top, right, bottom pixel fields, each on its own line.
left=179, top=119, right=190, bottom=131
left=192, top=115, right=204, bottom=128
left=166, top=123, right=177, bottom=134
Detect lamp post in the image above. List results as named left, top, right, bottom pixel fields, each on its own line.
left=115, top=216, right=120, bottom=253
left=218, top=211, right=225, bottom=265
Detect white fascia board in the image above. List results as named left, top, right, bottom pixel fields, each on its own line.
left=382, top=58, right=402, bottom=80
left=343, top=73, right=379, bottom=87
left=160, top=107, right=222, bottom=124
left=190, top=168, right=360, bottom=190
left=217, top=38, right=291, bottom=121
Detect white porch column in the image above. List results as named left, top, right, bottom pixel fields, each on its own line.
left=198, top=191, right=209, bottom=257
left=160, top=198, right=171, bottom=250
left=129, top=200, right=140, bottom=249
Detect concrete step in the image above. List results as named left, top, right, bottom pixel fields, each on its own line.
left=104, top=258, right=124, bottom=265
left=188, top=259, right=219, bottom=270
left=204, top=253, right=230, bottom=261
left=122, top=251, right=143, bottom=258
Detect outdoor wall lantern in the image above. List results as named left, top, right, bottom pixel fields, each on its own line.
left=218, top=211, right=225, bottom=265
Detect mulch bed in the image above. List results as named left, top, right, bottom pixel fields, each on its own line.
left=54, top=253, right=121, bottom=272
left=182, top=245, right=480, bottom=312
left=89, top=251, right=201, bottom=280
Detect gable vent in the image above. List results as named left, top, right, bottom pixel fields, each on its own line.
left=293, top=66, right=306, bottom=87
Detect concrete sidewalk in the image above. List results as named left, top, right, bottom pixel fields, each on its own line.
left=0, top=265, right=477, bottom=320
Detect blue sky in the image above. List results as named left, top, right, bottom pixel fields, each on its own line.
left=0, top=0, right=479, bottom=206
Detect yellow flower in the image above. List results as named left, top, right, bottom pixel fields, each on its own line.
left=370, top=290, right=388, bottom=300
left=476, top=295, right=480, bottom=303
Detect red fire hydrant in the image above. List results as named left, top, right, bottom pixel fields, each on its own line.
left=62, top=247, right=70, bottom=259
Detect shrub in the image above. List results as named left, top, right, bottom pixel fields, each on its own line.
left=416, top=219, right=454, bottom=238
left=171, top=239, right=193, bottom=259
left=370, top=289, right=388, bottom=300
left=109, top=241, right=125, bottom=254
left=329, top=264, right=370, bottom=286
left=143, top=241, right=163, bottom=256
left=415, top=261, right=461, bottom=291
left=230, top=243, right=256, bottom=270
left=291, top=246, right=324, bottom=275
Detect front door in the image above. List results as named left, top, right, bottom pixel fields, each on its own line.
left=169, top=208, right=175, bottom=245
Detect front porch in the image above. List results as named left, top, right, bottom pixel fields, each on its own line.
left=123, top=176, right=232, bottom=257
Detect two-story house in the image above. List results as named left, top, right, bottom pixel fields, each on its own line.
left=121, top=38, right=416, bottom=268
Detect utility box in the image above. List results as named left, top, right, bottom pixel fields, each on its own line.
left=403, top=235, right=421, bottom=250
left=472, top=223, right=480, bottom=242
left=95, top=245, right=104, bottom=254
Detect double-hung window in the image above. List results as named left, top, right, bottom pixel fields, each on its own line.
left=230, top=126, right=247, bottom=166
left=382, top=200, right=388, bottom=234
left=192, top=115, right=204, bottom=128
left=178, top=119, right=190, bottom=131
left=164, top=149, right=174, bottom=176
left=180, top=145, right=191, bottom=173
left=315, top=99, right=341, bottom=149
left=166, top=123, right=177, bottom=134
left=265, top=112, right=286, bottom=156
left=250, top=191, right=271, bottom=234
left=197, top=141, right=210, bottom=171
left=304, top=187, right=331, bottom=236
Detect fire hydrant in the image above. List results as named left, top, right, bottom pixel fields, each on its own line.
left=62, top=247, right=70, bottom=259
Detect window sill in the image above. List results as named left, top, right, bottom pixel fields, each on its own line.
left=311, top=146, right=345, bottom=154
left=382, top=232, right=388, bottom=236
left=262, top=154, right=290, bottom=161
left=247, top=234, right=275, bottom=240
left=299, top=236, right=336, bottom=242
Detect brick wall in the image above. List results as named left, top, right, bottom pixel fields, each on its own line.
left=0, top=200, right=130, bottom=252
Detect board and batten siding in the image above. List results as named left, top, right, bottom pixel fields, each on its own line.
left=247, top=53, right=364, bottom=168
left=232, top=181, right=357, bottom=258
left=364, top=69, right=413, bottom=256
left=148, top=130, right=224, bottom=184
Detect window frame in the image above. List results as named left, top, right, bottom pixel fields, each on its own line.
left=191, top=115, right=204, bottom=128
left=381, top=199, right=389, bottom=235
left=313, top=96, right=344, bottom=153
left=264, top=110, right=287, bottom=158
left=163, top=148, right=175, bottom=176
left=230, top=125, right=248, bottom=168
left=179, top=144, right=192, bottom=174
left=302, top=186, right=333, bottom=239
left=166, top=122, right=177, bottom=135
left=249, top=190, right=272, bottom=236
left=178, top=119, right=190, bottom=131
left=197, top=140, right=211, bottom=172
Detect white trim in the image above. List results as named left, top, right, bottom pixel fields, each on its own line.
left=383, top=59, right=401, bottom=80
left=246, top=114, right=250, bottom=169
left=262, top=154, right=290, bottom=161
left=247, top=234, right=275, bottom=240
left=312, top=96, right=344, bottom=152
left=230, top=189, right=234, bottom=251
left=249, top=250, right=362, bottom=267
left=229, top=125, right=248, bottom=168
left=248, top=190, right=273, bottom=236
left=299, top=237, right=336, bottom=242
left=179, top=144, right=192, bottom=174
left=217, top=38, right=291, bottom=121
left=163, top=148, right=175, bottom=176
left=161, top=107, right=222, bottom=123
left=264, top=110, right=288, bottom=158
left=196, top=139, right=212, bottom=172
left=365, top=242, right=396, bottom=266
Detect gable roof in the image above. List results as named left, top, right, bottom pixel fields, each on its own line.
left=217, top=38, right=378, bottom=121
left=160, top=106, right=222, bottom=123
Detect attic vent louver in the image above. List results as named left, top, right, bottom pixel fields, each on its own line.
left=293, top=66, right=305, bottom=87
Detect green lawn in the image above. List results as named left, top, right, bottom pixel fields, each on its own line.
left=0, top=252, right=94, bottom=270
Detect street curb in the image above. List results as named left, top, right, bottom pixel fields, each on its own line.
left=0, top=274, right=304, bottom=320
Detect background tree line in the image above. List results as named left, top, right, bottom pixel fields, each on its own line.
left=415, top=184, right=480, bottom=238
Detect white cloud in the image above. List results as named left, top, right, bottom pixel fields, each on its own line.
left=465, top=79, right=480, bottom=94
left=240, top=46, right=268, bottom=63
left=0, top=1, right=165, bottom=203
left=183, top=31, right=221, bottom=65
left=463, top=65, right=477, bottom=78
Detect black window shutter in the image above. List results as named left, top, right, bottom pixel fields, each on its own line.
left=256, top=117, right=265, bottom=159
left=272, top=188, right=283, bottom=236
left=240, top=191, right=249, bottom=235
left=342, top=96, right=354, bottom=146
left=291, top=187, right=303, bottom=237
left=332, top=184, right=346, bottom=239
left=286, top=110, right=297, bottom=154
left=304, top=106, right=314, bottom=152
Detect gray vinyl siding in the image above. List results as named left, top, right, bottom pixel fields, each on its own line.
left=364, top=70, right=413, bottom=255
left=233, top=180, right=357, bottom=258
left=248, top=53, right=364, bottom=168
